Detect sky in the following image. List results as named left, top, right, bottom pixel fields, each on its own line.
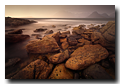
left=5, top=5, right=115, bottom=18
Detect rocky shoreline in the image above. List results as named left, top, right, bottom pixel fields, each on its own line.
left=5, top=19, right=115, bottom=79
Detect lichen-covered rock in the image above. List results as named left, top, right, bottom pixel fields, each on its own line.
left=83, top=64, right=112, bottom=79
left=65, top=44, right=109, bottom=70
left=26, top=36, right=60, bottom=54
left=48, top=63, right=73, bottom=79
left=48, top=50, right=69, bottom=64
left=12, top=59, right=53, bottom=79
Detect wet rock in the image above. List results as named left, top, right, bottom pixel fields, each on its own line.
left=81, top=34, right=91, bottom=40
left=68, top=37, right=78, bottom=46
left=61, top=42, right=69, bottom=50
left=48, top=63, right=73, bottom=79
left=26, top=36, right=60, bottom=54
left=67, top=35, right=82, bottom=40
left=83, top=64, right=112, bottom=79
left=8, top=29, right=22, bottom=34
left=5, top=34, right=30, bottom=44
left=49, top=50, right=69, bottom=64
left=5, top=58, right=21, bottom=67
left=45, top=30, right=53, bottom=34
left=61, top=31, right=70, bottom=34
left=34, top=28, right=47, bottom=32
left=12, top=59, right=53, bottom=79
left=65, top=44, right=109, bottom=70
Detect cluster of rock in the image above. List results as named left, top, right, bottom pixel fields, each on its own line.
left=7, top=21, right=115, bottom=79
left=5, top=17, right=36, bottom=26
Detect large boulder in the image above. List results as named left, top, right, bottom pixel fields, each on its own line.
left=12, top=59, right=53, bottom=79
left=99, top=21, right=115, bottom=51
left=90, top=21, right=115, bottom=52
left=65, top=44, right=109, bottom=70
left=83, top=64, right=112, bottom=79
left=5, top=34, right=30, bottom=44
left=48, top=63, right=73, bottom=79
left=26, top=36, right=60, bottom=54
left=48, top=50, right=69, bottom=64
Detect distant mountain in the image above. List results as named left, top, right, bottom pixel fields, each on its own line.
left=109, top=12, right=115, bottom=18
left=101, top=13, right=110, bottom=18
left=87, top=11, right=104, bottom=18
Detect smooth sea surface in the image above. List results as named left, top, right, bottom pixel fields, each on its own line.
left=5, top=18, right=115, bottom=76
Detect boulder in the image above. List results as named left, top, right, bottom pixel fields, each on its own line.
left=83, top=64, right=112, bottom=79
left=8, top=29, right=22, bottom=34
left=12, top=59, right=53, bottom=79
left=65, top=44, right=109, bottom=70
left=5, top=34, right=30, bottom=44
left=48, top=63, right=73, bottom=79
left=45, top=30, right=53, bottom=34
left=26, top=36, right=60, bottom=54
left=5, top=58, right=21, bottom=67
left=48, top=50, right=69, bottom=64
left=61, top=42, right=69, bottom=50
left=68, top=37, right=78, bottom=46
left=92, top=21, right=115, bottom=52
left=34, top=28, right=47, bottom=32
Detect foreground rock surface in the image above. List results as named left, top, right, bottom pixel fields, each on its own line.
left=12, top=59, right=53, bottom=79
left=65, top=44, right=109, bottom=70
left=48, top=63, right=73, bottom=79
left=26, top=36, right=60, bottom=54
left=5, top=34, right=30, bottom=44
left=83, top=64, right=112, bottom=79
